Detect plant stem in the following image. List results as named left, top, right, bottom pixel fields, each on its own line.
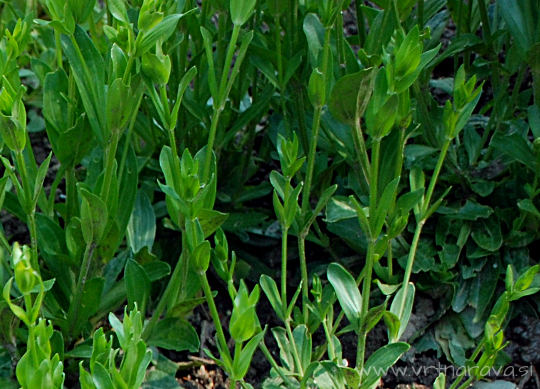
left=200, top=273, right=232, bottom=363
left=203, top=108, right=222, bottom=182
left=297, top=235, right=309, bottom=323
left=54, top=29, right=63, bottom=69
left=369, top=139, right=381, bottom=209
left=417, top=0, right=424, bottom=27
left=285, top=319, right=304, bottom=376
left=281, top=226, right=289, bottom=312
left=259, top=341, right=296, bottom=386
left=352, top=120, right=371, bottom=186
left=397, top=139, right=450, bottom=320
left=301, top=27, right=332, bottom=215
left=218, top=25, right=241, bottom=103
left=422, top=140, right=450, bottom=216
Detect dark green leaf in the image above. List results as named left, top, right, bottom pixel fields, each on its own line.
left=148, top=318, right=199, bottom=352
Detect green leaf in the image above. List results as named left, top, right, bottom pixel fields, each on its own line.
left=308, top=67, right=325, bottom=107
left=73, top=277, right=105, bottom=336
left=433, top=373, right=446, bottom=389
left=517, top=199, right=540, bottom=219
left=148, top=318, right=199, bottom=352
left=362, top=342, right=410, bottom=388
left=272, top=327, right=294, bottom=370
left=325, top=197, right=357, bottom=222
left=327, top=263, right=362, bottom=332
left=389, top=283, right=415, bottom=342
left=329, top=68, right=378, bottom=125
left=230, top=0, right=256, bottom=26
left=108, top=0, right=129, bottom=23
left=498, top=0, right=537, bottom=55
left=293, top=325, right=312, bottom=372
left=528, top=105, right=540, bottom=138
left=92, top=362, right=114, bottom=389
left=471, top=217, right=503, bottom=251
left=303, top=13, right=325, bottom=67
left=470, top=261, right=499, bottom=322
left=138, top=13, right=189, bottom=55
left=198, top=209, right=229, bottom=237
left=375, top=280, right=400, bottom=295
left=233, top=330, right=266, bottom=380
left=364, top=302, right=386, bottom=333
left=62, top=26, right=106, bottom=143
left=127, top=191, right=156, bottom=254
left=373, top=177, right=400, bottom=236
left=125, top=259, right=151, bottom=313
left=491, top=131, right=536, bottom=171
left=79, top=187, right=108, bottom=244
left=260, top=274, right=284, bottom=321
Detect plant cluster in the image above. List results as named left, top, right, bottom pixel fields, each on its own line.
left=0, top=0, right=539, bottom=388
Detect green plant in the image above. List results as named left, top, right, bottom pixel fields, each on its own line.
left=0, top=0, right=539, bottom=388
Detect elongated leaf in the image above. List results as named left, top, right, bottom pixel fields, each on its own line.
left=125, top=259, right=151, bottom=313
left=138, top=12, right=194, bottom=55
left=362, top=342, right=410, bottom=388
left=327, top=263, right=362, bottom=332
left=389, top=282, right=415, bottom=342
left=329, top=68, right=377, bottom=125
left=79, top=187, right=108, bottom=244
left=62, top=26, right=106, bottom=143
left=108, top=0, right=129, bottom=23
left=127, top=191, right=156, bottom=254
left=260, top=274, right=284, bottom=320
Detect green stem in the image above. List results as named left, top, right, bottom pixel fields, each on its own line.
left=259, top=341, right=296, bottom=386
left=122, top=54, right=135, bottom=85
left=417, top=0, right=424, bottom=27
left=422, top=140, right=451, bottom=216
left=322, top=319, right=335, bottom=361
left=46, top=163, right=66, bottom=217
left=456, top=376, right=474, bottom=389
left=302, top=105, right=323, bottom=214
left=396, top=218, right=424, bottom=320
left=200, top=273, right=232, bottom=363
left=398, top=139, right=450, bottom=320
left=285, top=319, right=304, bottom=376
left=352, top=120, right=371, bottom=186
left=281, top=227, right=289, bottom=312
left=218, top=25, right=241, bottom=103
left=357, top=238, right=375, bottom=377
left=27, top=212, right=38, bottom=273
left=297, top=235, right=309, bottom=323
left=54, top=29, right=63, bottom=69
left=369, top=139, right=380, bottom=210
left=449, top=368, right=468, bottom=389
left=203, top=108, right=222, bottom=182
left=301, top=27, right=332, bottom=215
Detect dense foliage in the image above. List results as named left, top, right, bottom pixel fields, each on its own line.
left=0, top=0, right=539, bottom=388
